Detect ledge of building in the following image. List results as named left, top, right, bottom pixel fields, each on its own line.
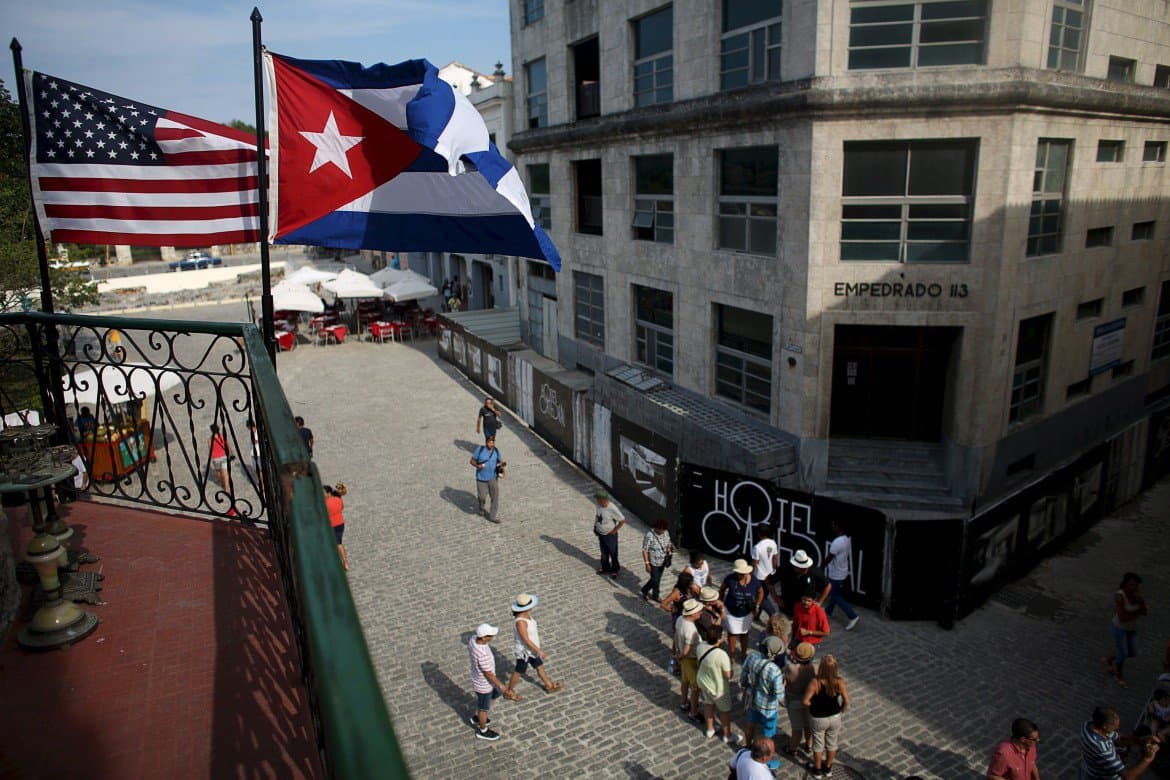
left=510, top=67, right=1170, bottom=153
left=593, top=370, right=798, bottom=485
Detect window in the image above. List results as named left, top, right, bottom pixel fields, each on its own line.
left=1047, top=0, right=1086, bottom=72
left=634, top=6, right=673, bottom=107
left=1096, top=140, right=1124, bottom=162
left=523, top=0, right=544, bottom=25
left=528, top=164, right=551, bottom=230
left=1009, top=313, right=1052, bottom=423
left=1076, top=298, right=1103, bottom=320
left=848, top=0, right=988, bottom=70
left=526, top=59, right=548, bottom=129
left=1107, top=56, right=1135, bottom=83
left=634, top=286, right=674, bottom=375
left=721, top=0, right=782, bottom=90
left=574, top=159, right=603, bottom=236
left=633, top=154, right=674, bottom=243
left=1122, top=287, right=1144, bottom=307
left=573, top=272, right=605, bottom=347
left=718, top=147, right=778, bottom=255
left=1154, top=281, right=1170, bottom=361
left=1066, top=376, right=1092, bottom=399
left=715, top=304, right=772, bottom=414
left=1143, top=141, right=1167, bottom=162
left=1156, top=65, right=1170, bottom=88
left=841, top=139, right=977, bottom=263
left=1132, top=220, right=1155, bottom=241
left=1086, top=226, right=1114, bottom=248
left=1029, top=139, right=1071, bottom=257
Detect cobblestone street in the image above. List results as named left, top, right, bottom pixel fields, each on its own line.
left=273, top=333, right=1169, bottom=780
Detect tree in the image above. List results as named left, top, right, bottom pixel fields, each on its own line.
left=0, top=79, right=99, bottom=312
left=228, top=118, right=258, bottom=137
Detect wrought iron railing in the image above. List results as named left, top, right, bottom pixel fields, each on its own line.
left=0, top=311, right=408, bottom=779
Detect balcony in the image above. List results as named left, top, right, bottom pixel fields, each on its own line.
left=0, top=312, right=408, bottom=778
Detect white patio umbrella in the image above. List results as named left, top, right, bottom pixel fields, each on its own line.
left=61, top=363, right=183, bottom=406
left=385, top=277, right=439, bottom=302
left=322, top=269, right=384, bottom=299
left=272, top=281, right=324, bottom=313
left=284, top=265, right=339, bottom=286
left=371, top=267, right=433, bottom=289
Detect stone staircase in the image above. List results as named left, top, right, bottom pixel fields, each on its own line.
left=821, top=438, right=967, bottom=516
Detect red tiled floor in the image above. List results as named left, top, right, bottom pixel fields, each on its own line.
left=0, top=500, right=323, bottom=779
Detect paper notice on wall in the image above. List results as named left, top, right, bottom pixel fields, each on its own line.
left=1089, top=318, right=1125, bottom=376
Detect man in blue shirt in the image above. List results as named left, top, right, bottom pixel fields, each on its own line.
left=1079, top=705, right=1160, bottom=779
left=470, top=435, right=503, bottom=523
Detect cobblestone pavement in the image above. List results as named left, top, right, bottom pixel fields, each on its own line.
left=271, top=333, right=1169, bottom=780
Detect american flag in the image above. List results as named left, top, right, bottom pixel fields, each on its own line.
left=26, top=70, right=261, bottom=246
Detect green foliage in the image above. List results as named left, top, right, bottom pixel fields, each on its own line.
left=228, top=118, right=258, bottom=137
left=0, top=79, right=99, bottom=312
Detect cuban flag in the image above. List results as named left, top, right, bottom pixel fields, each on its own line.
left=264, top=52, right=560, bottom=270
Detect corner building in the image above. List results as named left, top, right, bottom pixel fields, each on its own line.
left=507, top=0, right=1170, bottom=518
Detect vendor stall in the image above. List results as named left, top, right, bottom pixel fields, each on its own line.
left=62, top=365, right=181, bottom=483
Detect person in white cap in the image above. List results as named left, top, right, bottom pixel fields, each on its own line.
left=506, top=593, right=564, bottom=695
left=778, top=549, right=830, bottom=618
left=468, top=623, right=519, bottom=741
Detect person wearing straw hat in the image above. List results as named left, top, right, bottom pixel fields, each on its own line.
left=697, top=585, right=725, bottom=638
left=506, top=593, right=564, bottom=695
left=674, top=598, right=705, bottom=719
left=467, top=623, right=520, bottom=741
left=782, top=642, right=818, bottom=759
left=720, top=558, right=765, bottom=664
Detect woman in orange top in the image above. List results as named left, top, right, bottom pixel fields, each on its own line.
left=324, top=483, right=349, bottom=571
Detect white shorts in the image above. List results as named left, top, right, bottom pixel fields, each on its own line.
left=724, top=612, right=751, bottom=635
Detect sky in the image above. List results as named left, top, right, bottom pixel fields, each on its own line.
left=1, top=0, right=513, bottom=124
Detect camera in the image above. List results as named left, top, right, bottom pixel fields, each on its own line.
left=497, top=461, right=507, bottom=475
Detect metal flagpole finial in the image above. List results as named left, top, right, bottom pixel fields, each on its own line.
left=10, top=38, right=22, bottom=53
left=251, top=7, right=262, bottom=22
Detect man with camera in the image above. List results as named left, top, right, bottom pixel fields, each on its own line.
left=470, top=434, right=505, bottom=523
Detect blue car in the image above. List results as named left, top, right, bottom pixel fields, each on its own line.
left=169, top=251, right=223, bottom=271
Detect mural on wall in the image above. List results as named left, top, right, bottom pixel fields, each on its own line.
left=438, top=328, right=452, bottom=356
left=958, top=444, right=1108, bottom=616
left=532, top=371, right=575, bottom=456
left=678, top=464, right=885, bottom=609
left=486, top=353, right=503, bottom=395
left=468, top=344, right=482, bottom=376
left=610, top=414, right=677, bottom=526
left=591, top=403, right=613, bottom=488
left=452, top=333, right=465, bottom=366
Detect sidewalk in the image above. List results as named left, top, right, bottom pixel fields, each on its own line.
left=276, top=335, right=1170, bottom=779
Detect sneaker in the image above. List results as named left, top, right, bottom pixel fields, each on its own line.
left=467, top=716, right=491, bottom=728
left=475, top=728, right=501, bottom=741
left=723, top=732, right=740, bottom=745
left=821, top=765, right=834, bottom=778
left=845, top=616, right=860, bottom=631
left=705, top=728, right=715, bottom=738
left=487, top=516, right=501, bottom=524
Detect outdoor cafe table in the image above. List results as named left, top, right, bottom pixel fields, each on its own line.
left=320, top=324, right=348, bottom=344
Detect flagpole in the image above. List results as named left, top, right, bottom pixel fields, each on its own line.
left=10, top=39, right=54, bottom=316
left=250, top=8, right=276, bottom=366
left=10, top=38, right=70, bottom=443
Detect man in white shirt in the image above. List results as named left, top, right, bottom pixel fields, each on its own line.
left=751, top=535, right=781, bottom=619
left=593, top=490, right=626, bottom=578
left=728, top=737, right=777, bottom=779
left=825, top=521, right=860, bottom=631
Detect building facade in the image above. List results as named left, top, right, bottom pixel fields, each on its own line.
left=507, top=0, right=1170, bottom=515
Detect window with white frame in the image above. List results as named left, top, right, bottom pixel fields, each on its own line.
left=1028, top=139, right=1071, bottom=257
left=841, top=139, right=977, bottom=263
left=720, top=0, right=782, bottom=90
left=634, top=286, right=674, bottom=375
left=633, top=154, right=674, bottom=243
left=634, top=6, right=673, bottom=107
left=528, top=164, right=551, bottom=230
left=1009, top=313, right=1052, bottom=424
left=848, top=0, right=988, bottom=70
left=718, top=146, right=778, bottom=255
left=574, top=271, right=605, bottom=347
left=715, top=304, right=773, bottom=414
left=1047, top=0, right=1086, bottom=72
left=523, top=0, right=544, bottom=26
left=1154, top=280, right=1170, bottom=361
left=526, top=59, right=548, bottom=129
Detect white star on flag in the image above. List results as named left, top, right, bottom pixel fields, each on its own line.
left=299, top=111, right=363, bottom=178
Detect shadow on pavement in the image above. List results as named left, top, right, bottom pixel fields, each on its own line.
left=540, top=533, right=598, bottom=571
left=597, top=638, right=674, bottom=711
left=420, top=660, right=470, bottom=722
left=895, top=736, right=972, bottom=777
left=453, top=438, right=479, bottom=453
left=613, top=591, right=672, bottom=634
left=440, top=485, right=479, bottom=515
left=605, top=609, right=670, bottom=670
left=622, top=762, right=665, bottom=779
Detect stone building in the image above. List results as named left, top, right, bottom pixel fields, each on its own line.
left=506, top=0, right=1170, bottom=516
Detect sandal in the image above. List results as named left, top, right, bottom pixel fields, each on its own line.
left=545, top=682, right=564, bottom=693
